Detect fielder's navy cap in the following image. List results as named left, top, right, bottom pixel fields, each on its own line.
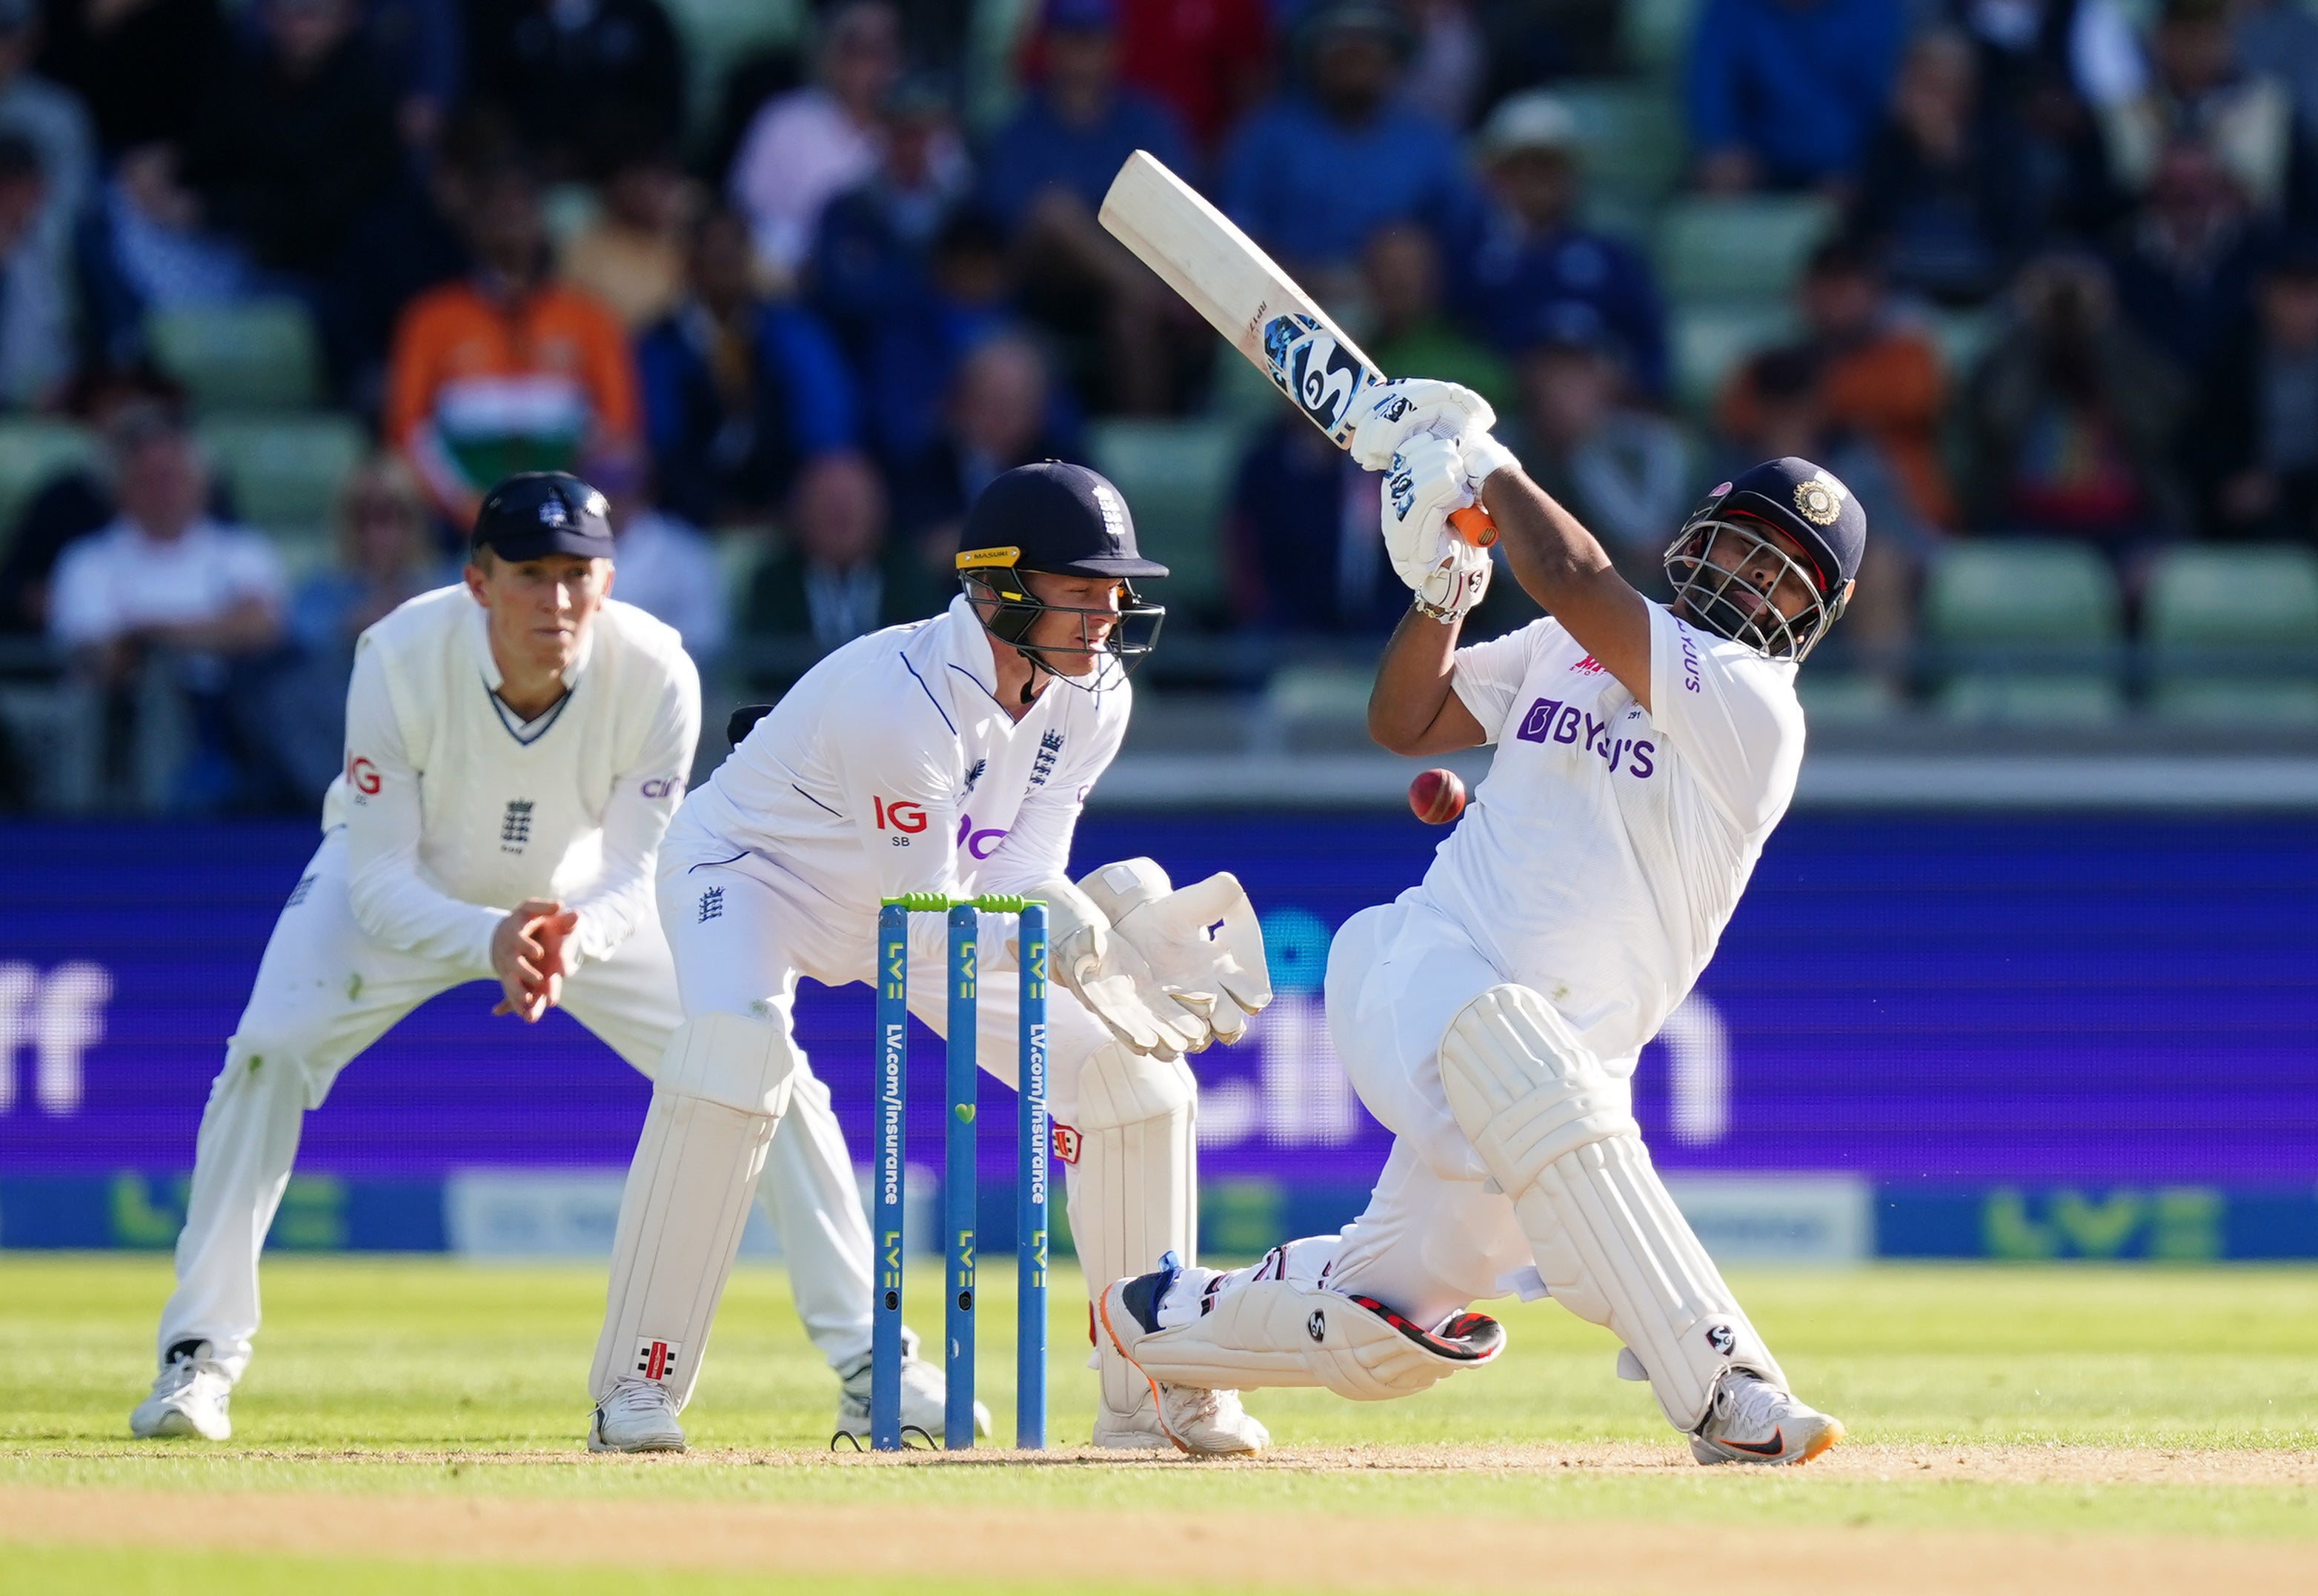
left=1700, top=456, right=1867, bottom=593
left=471, top=471, right=616, bottom=562
left=957, top=460, right=1169, bottom=580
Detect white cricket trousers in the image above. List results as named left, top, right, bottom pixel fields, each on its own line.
left=153, top=828, right=874, bottom=1383
left=1275, top=889, right=1641, bottom=1330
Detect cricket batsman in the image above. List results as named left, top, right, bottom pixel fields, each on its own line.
left=583, top=460, right=1275, bottom=1454
left=130, top=473, right=937, bottom=1443
left=1095, top=384, right=1861, bottom=1465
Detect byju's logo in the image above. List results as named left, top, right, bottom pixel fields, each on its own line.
left=0, top=962, right=112, bottom=1116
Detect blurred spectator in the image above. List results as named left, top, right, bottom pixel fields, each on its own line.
left=816, top=206, right=1014, bottom=465
left=1115, top=0, right=1271, bottom=151
left=48, top=401, right=285, bottom=808
left=364, top=0, right=464, bottom=148
left=84, top=140, right=253, bottom=318
left=179, top=0, right=402, bottom=285
left=36, top=0, right=221, bottom=156
left=1395, top=0, right=1482, bottom=130
left=730, top=0, right=900, bottom=276
left=1221, top=1, right=1478, bottom=285
left=1686, top=0, right=1905, bottom=194
left=286, top=453, right=442, bottom=652
left=1850, top=29, right=2040, bottom=305
left=1961, top=251, right=2190, bottom=548
left=1455, top=90, right=1668, bottom=399
left=1950, top=0, right=2145, bottom=237
left=385, top=150, right=640, bottom=527
left=1717, top=345, right=1934, bottom=670
left=328, top=102, right=488, bottom=408
left=2106, top=137, right=2265, bottom=379
left=2103, top=0, right=2303, bottom=215
left=0, top=0, right=94, bottom=259
left=0, top=130, right=67, bottom=404
left=466, top=0, right=683, bottom=182
left=559, top=131, right=692, bottom=330
left=1478, top=0, right=1624, bottom=96
left=889, top=333, right=1076, bottom=549
left=637, top=204, right=857, bottom=528
left=2185, top=235, right=2318, bottom=542
left=582, top=442, right=725, bottom=663
left=1720, top=241, right=1956, bottom=530
left=0, top=364, right=190, bottom=634
left=1222, top=414, right=1404, bottom=634
left=1507, top=327, right=1688, bottom=588
left=2234, top=0, right=2318, bottom=142
left=1361, top=222, right=1509, bottom=412
left=984, top=0, right=1188, bottom=415
left=741, top=450, right=942, bottom=658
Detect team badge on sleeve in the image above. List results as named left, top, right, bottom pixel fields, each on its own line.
left=1051, top=1124, right=1081, bottom=1165
left=632, top=1337, right=683, bottom=1383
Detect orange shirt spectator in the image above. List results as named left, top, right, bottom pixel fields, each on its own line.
left=385, top=160, right=639, bottom=526
left=1718, top=239, right=1956, bottom=528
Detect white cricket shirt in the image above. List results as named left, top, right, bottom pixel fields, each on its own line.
left=321, top=585, right=700, bottom=971
left=674, top=595, right=1129, bottom=962
left=1425, top=602, right=1804, bottom=1071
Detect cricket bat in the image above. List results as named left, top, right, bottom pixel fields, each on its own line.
left=1097, top=149, right=1497, bottom=548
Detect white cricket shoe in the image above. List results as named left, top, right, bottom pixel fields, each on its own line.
left=588, top=1377, right=686, bottom=1453
left=831, top=1327, right=990, bottom=1446
left=130, top=1340, right=232, bottom=1440
left=1690, top=1370, right=1844, bottom=1466
left=1096, top=1271, right=1269, bottom=1458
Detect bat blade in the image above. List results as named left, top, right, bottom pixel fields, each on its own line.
left=1098, top=149, right=1496, bottom=546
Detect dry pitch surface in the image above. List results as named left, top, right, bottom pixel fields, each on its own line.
left=4, top=1254, right=2314, bottom=1595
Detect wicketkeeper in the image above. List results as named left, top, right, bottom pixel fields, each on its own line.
left=585, top=461, right=1275, bottom=1454
left=1097, top=386, right=1860, bottom=1465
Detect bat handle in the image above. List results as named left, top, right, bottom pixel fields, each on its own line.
left=1449, top=505, right=1498, bottom=549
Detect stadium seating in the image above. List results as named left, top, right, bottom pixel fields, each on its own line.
left=196, top=416, right=366, bottom=556
left=1653, top=195, right=1837, bottom=305
left=1923, top=540, right=2126, bottom=723
left=1670, top=302, right=1796, bottom=413
left=1625, top=0, right=1703, bottom=78
left=661, top=0, right=805, bottom=138
left=0, top=417, right=95, bottom=532
left=147, top=299, right=322, bottom=413
left=1555, top=84, right=1686, bottom=207
left=2144, top=545, right=2318, bottom=722
left=1085, top=417, right=1246, bottom=614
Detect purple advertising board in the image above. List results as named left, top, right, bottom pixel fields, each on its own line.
left=2, top=814, right=2316, bottom=1256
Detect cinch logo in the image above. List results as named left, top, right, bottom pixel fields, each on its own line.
left=346, top=754, right=380, bottom=795
left=954, top=812, right=1008, bottom=859
left=1515, top=697, right=1654, bottom=777
left=641, top=775, right=683, bottom=799
left=873, top=797, right=928, bottom=833
left=0, top=962, right=110, bottom=1116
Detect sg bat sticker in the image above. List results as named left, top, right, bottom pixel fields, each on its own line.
left=1263, top=314, right=1373, bottom=443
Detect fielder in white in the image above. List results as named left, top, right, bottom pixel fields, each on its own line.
left=1098, top=391, right=1864, bottom=1464
left=584, top=461, right=1275, bottom=1454
left=129, top=473, right=903, bottom=1443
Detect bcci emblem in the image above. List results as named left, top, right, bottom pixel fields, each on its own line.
left=1705, top=1323, right=1737, bottom=1356
left=1793, top=475, right=1844, bottom=527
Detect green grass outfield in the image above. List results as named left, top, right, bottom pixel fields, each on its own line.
left=3, top=1254, right=2314, bottom=1594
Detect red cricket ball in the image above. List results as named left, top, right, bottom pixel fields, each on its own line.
left=1408, top=767, right=1467, bottom=825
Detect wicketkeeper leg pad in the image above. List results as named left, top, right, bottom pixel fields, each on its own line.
left=1118, top=1276, right=1503, bottom=1400
left=589, top=1013, right=800, bottom=1409
left=1437, top=984, right=1784, bottom=1430
left=1063, top=1039, right=1198, bottom=1426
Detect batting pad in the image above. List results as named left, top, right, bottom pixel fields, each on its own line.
left=1065, top=1040, right=1198, bottom=1424
left=1119, top=1278, right=1502, bottom=1400
left=588, top=1013, right=800, bottom=1409
left=1438, top=985, right=1784, bottom=1431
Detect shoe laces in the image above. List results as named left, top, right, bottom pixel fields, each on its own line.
left=154, top=1354, right=229, bottom=1400
left=604, top=1376, right=677, bottom=1419
left=1162, top=1381, right=1243, bottom=1426
left=1709, top=1373, right=1791, bottom=1437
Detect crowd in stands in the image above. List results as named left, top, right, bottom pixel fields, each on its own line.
left=0, top=0, right=2315, bottom=809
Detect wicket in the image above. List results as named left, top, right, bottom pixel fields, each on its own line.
left=872, top=893, right=1049, bottom=1452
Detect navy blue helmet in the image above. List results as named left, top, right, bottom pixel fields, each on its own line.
left=1662, top=457, right=1866, bottom=662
